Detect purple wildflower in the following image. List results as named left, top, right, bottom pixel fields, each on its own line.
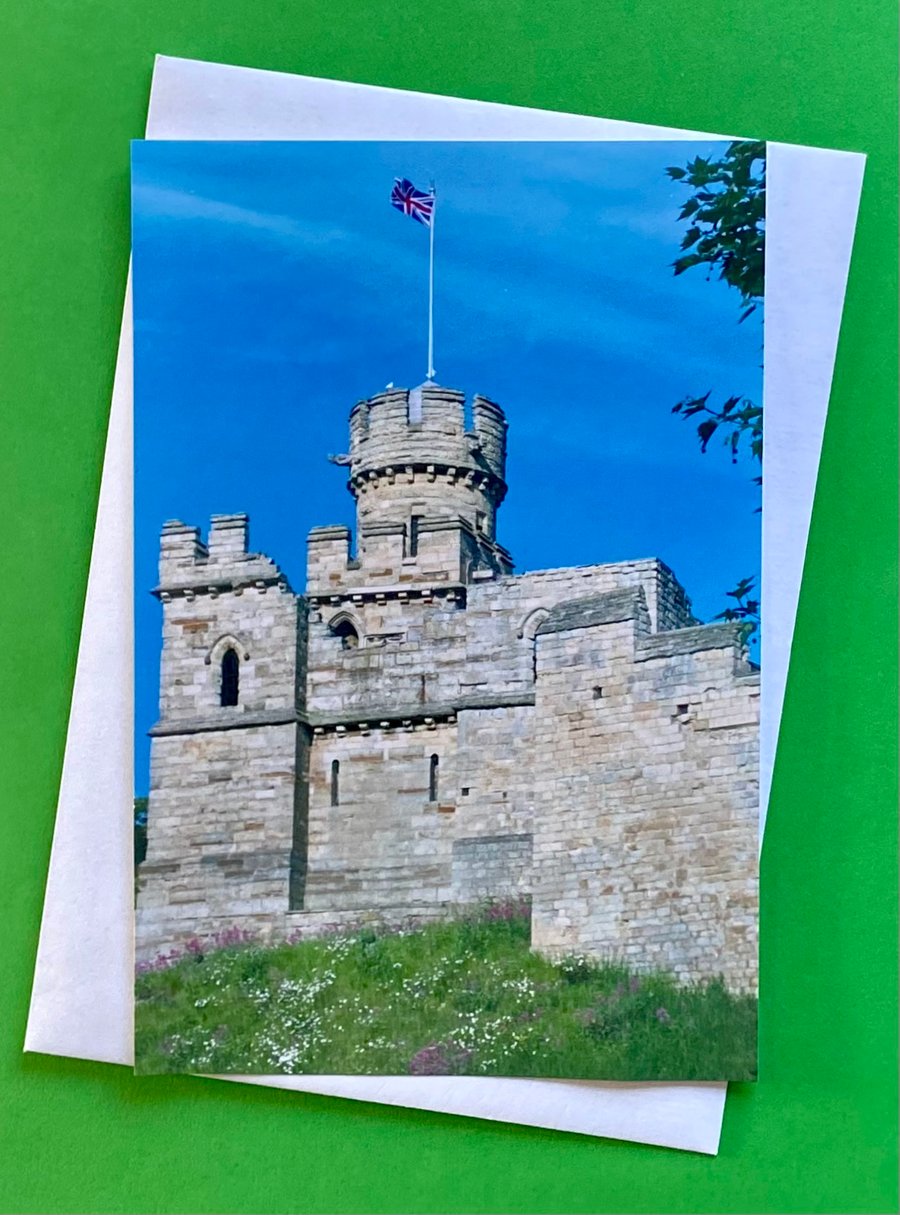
left=135, top=924, right=257, bottom=975
left=408, top=1041, right=473, bottom=1076
left=481, top=895, right=532, bottom=923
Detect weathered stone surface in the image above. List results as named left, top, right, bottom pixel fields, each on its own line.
left=452, top=833, right=533, bottom=902
left=137, top=384, right=758, bottom=994
left=536, top=588, right=648, bottom=635
left=636, top=621, right=747, bottom=660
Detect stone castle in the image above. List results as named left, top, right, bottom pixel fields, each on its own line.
left=137, top=383, right=759, bottom=992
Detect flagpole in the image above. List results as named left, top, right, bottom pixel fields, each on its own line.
left=427, top=183, right=436, bottom=381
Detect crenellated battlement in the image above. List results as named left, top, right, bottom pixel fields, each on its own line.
left=471, top=395, right=507, bottom=478
left=159, top=519, right=208, bottom=581
left=346, top=384, right=507, bottom=494
left=313, top=383, right=513, bottom=591
left=156, top=513, right=292, bottom=598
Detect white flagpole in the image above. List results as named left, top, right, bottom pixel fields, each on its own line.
left=427, top=183, right=436, bottom=381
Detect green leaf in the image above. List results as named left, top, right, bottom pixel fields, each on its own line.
left=680, top=226, right=701, bottom=250
left=727, top=577, right=755, bottom=599
left=697, top=419, right=718, bottom=451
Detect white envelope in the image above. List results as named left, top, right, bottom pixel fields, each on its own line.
left=24, top=54, right=864, bottom=1155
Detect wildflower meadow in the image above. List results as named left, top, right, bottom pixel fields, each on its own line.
left=135, top=901, right=757, bottom=1080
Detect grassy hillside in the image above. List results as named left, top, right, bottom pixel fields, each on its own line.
left=135, top=902, right=756, bottom=1080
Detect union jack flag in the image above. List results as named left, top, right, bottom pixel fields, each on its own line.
left=391, top=177, right=435, bottom=227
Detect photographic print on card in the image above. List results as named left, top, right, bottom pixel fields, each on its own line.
left=132, top=139, right=763, bottom=1080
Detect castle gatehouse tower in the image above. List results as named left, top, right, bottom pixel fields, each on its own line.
left=138, top=382, right=760, bottom=993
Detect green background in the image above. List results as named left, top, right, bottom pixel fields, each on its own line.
left=1, top=2, right=896, bottom=1211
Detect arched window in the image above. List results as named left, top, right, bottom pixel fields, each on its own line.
left=517, top=607, right=550, bottom=682
left=220, top=647, right=239, bottom=706
left=330, top=760, right=340, bottom=807
left=428, top=754, right=439, bottom=802
left=332, top=619, right=359, bottom=650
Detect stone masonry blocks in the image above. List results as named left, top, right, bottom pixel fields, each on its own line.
left=137, top=383, right=759, bottom=995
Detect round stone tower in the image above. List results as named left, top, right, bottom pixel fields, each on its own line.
left=308, top=383, right=513, bottom=595
left=347, top=383, right=507, bottom=541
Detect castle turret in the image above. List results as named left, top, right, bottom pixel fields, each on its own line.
left=138, top=513, right=310, bottom=949
left=308, top=384, right=513, bottom=594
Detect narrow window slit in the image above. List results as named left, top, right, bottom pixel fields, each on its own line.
left=220, top=648, right=239, bottom=706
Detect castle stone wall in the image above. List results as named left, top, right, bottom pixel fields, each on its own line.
left=528, top=598, right=759, bottom=993
left=303, top=722, right=458, bottom=912
left=455, top=704, right=536, bottom=835
left=137, top=383, right=759, bottom=994
left=304, top=557, right=695, bottom=722
left=306, top=596, right=468, bottom=716
left=137, top=721, right=301, bottom=948
left=452, top=833, right=534, bottom=902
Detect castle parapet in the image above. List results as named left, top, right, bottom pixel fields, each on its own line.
left=306, top=525, right=352, bottom=593
left=156, top=514, right=289, bottom=597
left=535, top=586, right=652, bottom=640
left=471, top=395, right=507, bottom=478
left=159, top=520, right=207, bottom=583
left=346, top=384, right=507, bottom=494
left=207, top=512, right=249, bottom=557
left=349, top=386, right=463, bottom=471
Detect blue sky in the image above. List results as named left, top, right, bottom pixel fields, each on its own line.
left=132, top=140, right=763, bottom=793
